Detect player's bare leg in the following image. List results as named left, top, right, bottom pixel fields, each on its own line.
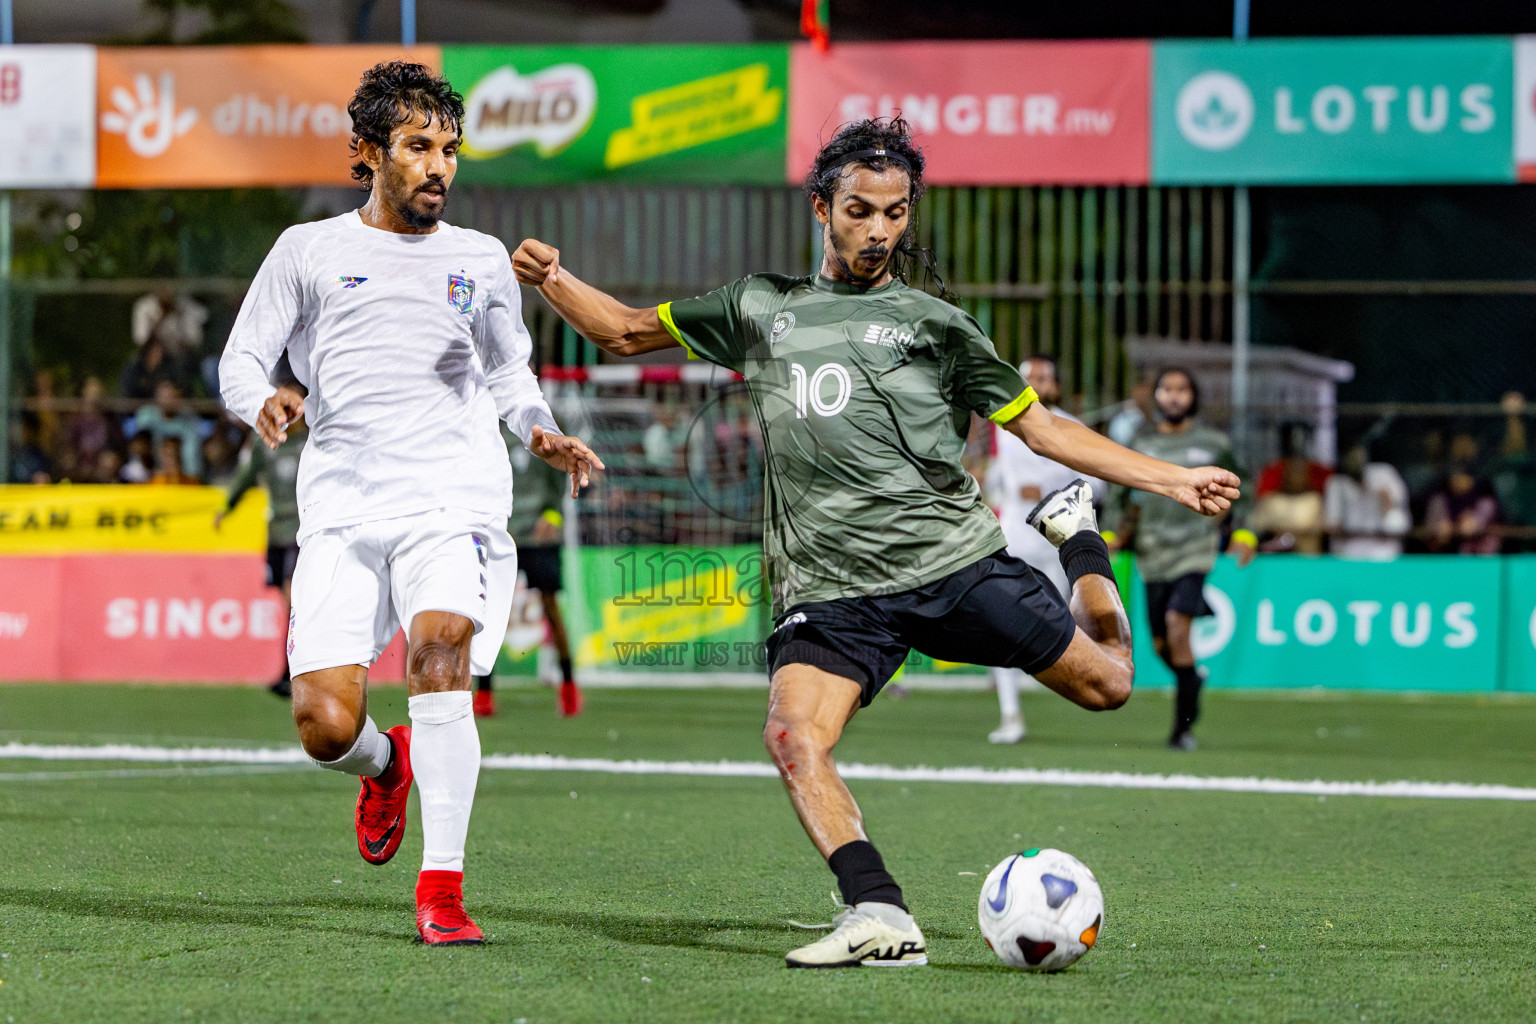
left=405, top=611, right=485, bottom=945
left=292, top=663, right=414, bottom=865
left=764, top=664, right=927, bottom=968
left=539, top=591, right=582, bottom=716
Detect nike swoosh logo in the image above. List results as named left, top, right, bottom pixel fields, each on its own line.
left=846, top=938, right=874, bottom=955
left=986, top=856, right=1018, bottom=913
left=363, top=819, right=399, bottom=856
left=426, top=923, right=464, bottom=934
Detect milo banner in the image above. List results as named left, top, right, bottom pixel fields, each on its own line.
left=1153, top=37, right=1515, bottom=184
left=1129, top=554, right=1530, bottom=691
left=441, top=44, right=788, bottom=186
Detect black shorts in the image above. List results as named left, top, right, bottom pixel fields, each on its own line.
left=764, top=550, right=1077, bottom=707
left=1144, top=572, right=1212, bottom=640
left=520, top=545, right=563, bottom=593
left=266, top=544, right=299, bottom=588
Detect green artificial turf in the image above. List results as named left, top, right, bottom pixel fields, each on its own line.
left=1, top=683, right=1534, bottom=1023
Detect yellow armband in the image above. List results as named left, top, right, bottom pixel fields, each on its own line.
left=1231, top=528, right=1257, bottom=549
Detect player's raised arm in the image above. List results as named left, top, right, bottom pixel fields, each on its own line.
left=219, top=229, right=308, bottom=448
left=1003, top=403, right=1241, bottom=517
left=512, top=238, right=678, bottom=357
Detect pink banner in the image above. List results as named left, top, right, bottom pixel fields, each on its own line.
left=0, top=555, right=287, bottom=683
left=788, top=40, right=1150, bottom=185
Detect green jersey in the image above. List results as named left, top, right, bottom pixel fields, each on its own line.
left=661, top=273, right=1037, bottom=615
left=1102, top=423, right=1249, bottom=583
left=506, top=431, right=566, bottom=547
left=226, top=429, right=305, bottom=548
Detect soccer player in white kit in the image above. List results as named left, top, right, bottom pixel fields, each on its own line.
left=218, top=62, right=602, bottom=945
left=984, top=355, right=1101, bottom=744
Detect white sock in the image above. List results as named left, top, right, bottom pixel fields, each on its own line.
left=409, top=691, right=480, bottom=874
left=311, top=715, right=391, bottom=778
left=993, top=667, right=1021, bottom=721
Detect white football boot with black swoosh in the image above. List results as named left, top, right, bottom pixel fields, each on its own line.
left=1026, top=478, right=1098, bottom=548
left=784, top=902, right=928, bottom=968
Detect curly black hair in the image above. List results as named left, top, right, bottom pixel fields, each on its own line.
left=801, top=117, right=947, bottom=295
left=347, top=61, right=465, bottom=187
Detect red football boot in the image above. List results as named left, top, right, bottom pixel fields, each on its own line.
left=355, top=725, right=412, bottom=865
left=558, top=679, right=583, bottom=717
left=416, top=870, right=484, bottom=946
left=472, top=689, right=496, bottom=718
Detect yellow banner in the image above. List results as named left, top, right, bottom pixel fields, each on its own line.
left=0, top=485, right=267, bottom=554
left=604, top=63, right=782, bottom=169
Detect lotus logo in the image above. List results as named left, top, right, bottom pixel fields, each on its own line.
left=1176, top=71, right=1254, bottom=151
left=101, top=72, right=198, bottom=158
left=462, top=63, right=597, bottom=159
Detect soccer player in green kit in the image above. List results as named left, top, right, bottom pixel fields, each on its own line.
left=513, top=118, right=1241, bottom=968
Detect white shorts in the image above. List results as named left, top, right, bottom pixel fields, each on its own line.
left=288, top=508, right=517, bottom=678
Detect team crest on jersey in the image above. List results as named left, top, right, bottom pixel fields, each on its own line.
left=771, top=311, right=796, bottom=344
left=447, top=274, right=475, bottom=314
left=335, top=276, right=367, bottom=288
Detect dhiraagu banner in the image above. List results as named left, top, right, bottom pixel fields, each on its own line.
left=441, top=44, right=788, bottom=186
left=1153, top=37, right=1514, bottom=183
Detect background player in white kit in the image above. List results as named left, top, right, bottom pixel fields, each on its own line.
left=984, top=355, right=1101, bottom=744
left=218, top=62, right=602, bottom=945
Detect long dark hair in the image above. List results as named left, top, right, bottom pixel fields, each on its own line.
left=347, top=61, right=465, bottom=187
left=1154, top=367, right=1201, bottom=419
left=801, top=117, right=952, bottom=298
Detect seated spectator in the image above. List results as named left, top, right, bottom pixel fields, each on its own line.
left=133, top=287, right=207, bottom=358
left=30, top=368, right=63, bottom=463
left=1489, top=391, right=1536, bottom=547
left=643, top=404, right=685, bottom=473
left=1252, top=455, right=1327, bottom=553
left=200, top=430, right=240, bottom=488
left=120, top=337, right=187, bottom=401
left=8, top=411, right=52, bottom=484
left=1258, top=421, right=1330, bottom=497
left=119, top=432, right=152, bottom=483
left=1108, top=372, right=1155, bottom=447
left=65, top=376, right=122, bottom=473
left=1424, top=452, right=1502, bottom=555
left=130, top=381, right=207, bottom=479
left=1323, top=444, right=1411, bottom=560
left=91, top=448, right=124, bottom=484
left=149, top=436, right=200, bottom=485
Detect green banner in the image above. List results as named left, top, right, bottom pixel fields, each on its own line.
left=441, top=44, right=788, bottom=186
left=1153, top=38, right=1514, bottom=183
left=1129, top=554, right=1508, bottom=691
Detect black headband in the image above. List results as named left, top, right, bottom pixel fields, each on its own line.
left=836, top=147, right=912, bottom=174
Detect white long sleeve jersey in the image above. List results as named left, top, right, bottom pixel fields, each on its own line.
left=218, top=211, right=560, bottom=544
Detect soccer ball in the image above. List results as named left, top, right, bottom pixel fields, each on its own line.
left=977, top=848, right=1104, bottom=971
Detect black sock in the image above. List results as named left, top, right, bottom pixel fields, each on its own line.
left=827, top=840, right=907, bottom=910
left=474, top=673, right=493, bottom=692
left=1059, top=531, right=1115, bottom=588
left=1172, top=665, right=1202, bottom=736
left=558, top=656, right=574, bottom=684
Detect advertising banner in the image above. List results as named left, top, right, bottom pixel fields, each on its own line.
left=788, top=41, right=1150, bottom=185
left=0, top=485, right=266, bottom=554
left=95, top=45, right=440, bottom=188
left=1499, top=556, right=1536, bottom=691
left=1515, top=37, right=1536, bottom=181
left=441, top=44, right=788, bottom=186
left=1129, top=555, right=1504, bottom=691
left=1153, top=38, right=1514, bottom=184
left=0, top=46, right=95, bottom=188
left=0, top=554, right=286, bottom=682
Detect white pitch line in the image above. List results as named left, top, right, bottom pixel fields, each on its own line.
left=2, top=742, right=1535, bottom=801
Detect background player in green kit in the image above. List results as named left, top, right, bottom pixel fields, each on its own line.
left=512, top=118, right=1242, bottom=968
left=1103, top=368, right=1256, bottom=751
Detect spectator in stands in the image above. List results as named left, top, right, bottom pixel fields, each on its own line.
left=1489, top=391, right=1536, bottom=548
left=1402, top=427, right=1448, bottom=528
left=1251, top=453, right=1327, bottom=553
left=90, top=448, right=124, bottom=484
left=1257, top=421, right=1330, bottom=498
left=133, top=287, right=207, bottom=359
left=119, top=431, right=153, bottom=483
left=200, top=430, right=241, bottom=488
left=30, top=368, right=63, bottom=466
left=66, top=376, right=121, bottom=476
left=130, top=381, right=207, bottom=479
left=8, top=411, right=52, bottom=483
left=1323, top=443, right=1411, bottom=560
left=120, top=337, right=185, bottom=401
left=149, top=435, right=199, bottom=485
left=1108, top=371, right=1156, bottom=447
left=1424, top=442, right=1502, bottom=555
left=643, top=403, right=685, bottom=472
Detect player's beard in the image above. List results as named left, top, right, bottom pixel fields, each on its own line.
left=380, top=158, right=448, bottom=229
left=827, top=218, right=894, bottom=286
left=1158, top=402, right=1191, bottom=426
